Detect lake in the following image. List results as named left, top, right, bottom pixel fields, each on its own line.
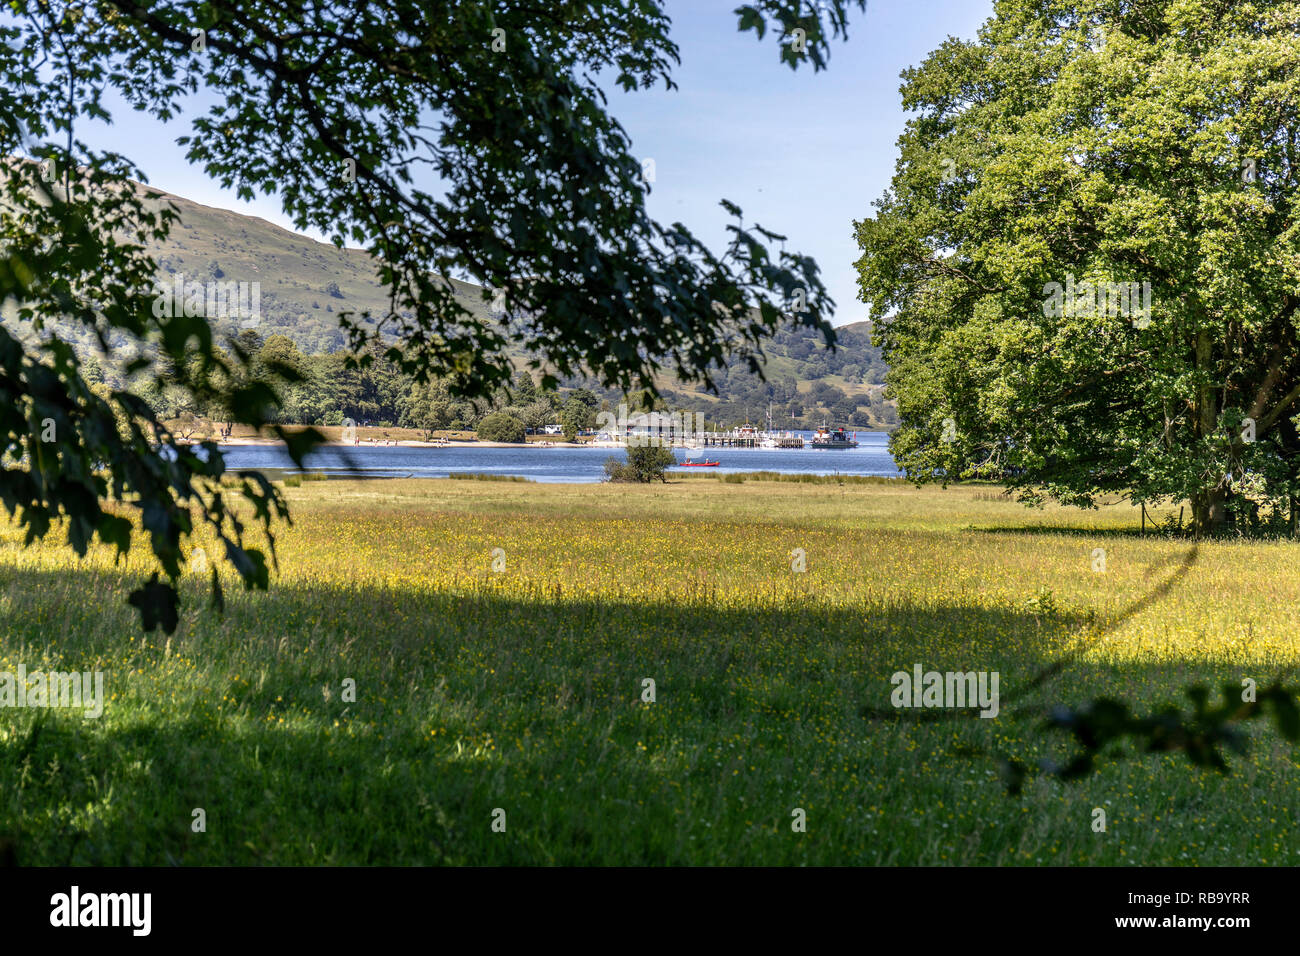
left=220, top=430, right=902, bottom=483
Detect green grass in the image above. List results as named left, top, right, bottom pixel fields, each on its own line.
left=1, top=479, right=1297, bottom=864
left=446, top=472, right=533, bottom=482
left=685, top=470, right=900, bottom=485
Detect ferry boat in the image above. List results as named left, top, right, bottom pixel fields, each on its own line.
left=810, top=425, right=859, bottom=449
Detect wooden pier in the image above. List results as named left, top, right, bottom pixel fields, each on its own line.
left=703, top=432, right=757, bottom=447
left=617, top=422, right=806, bottom=449
left=699, top=432, right=804, bottom=448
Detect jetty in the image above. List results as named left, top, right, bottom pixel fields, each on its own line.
left=700, top=428, right=804, bottom=449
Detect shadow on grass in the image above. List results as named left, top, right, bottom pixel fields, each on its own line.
left=975, top=522, right=1300, bottom=542
left=971, top=524, right=1167, bottom=540
left=0, top=545, right=1258, bottom=865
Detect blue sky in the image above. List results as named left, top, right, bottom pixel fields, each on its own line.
left=85, top=0, right=993, bottom=327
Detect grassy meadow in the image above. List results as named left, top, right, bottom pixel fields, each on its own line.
left=1, top=477, right=1298, bottom=865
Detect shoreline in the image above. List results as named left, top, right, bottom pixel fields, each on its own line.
left=216, top=437, right=624, bottom=449
left=203, top=428, right=892, bottom=451
left=216, top=436, right=890, bottom=450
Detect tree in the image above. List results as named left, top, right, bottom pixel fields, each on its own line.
left=511, top=369, right=538, bottom=404
left=604, top=444, right=677, bottom=483
left=561, top=396, right=597, bottom=433
left=257, top=334, right=306, bottom=381
left=566, top=388, right=600, bottom=411
left=161, top=0, right=841, bottom=398
left=476, top=411, right=526, bottom=443
left=831, top=397, right=859, bottom=424
left=520, top=399, right=556, bottom=431
left=253, top=335, right=308, bottom=422
left=1, top=0, right=863, bottom=631
left=80, top=354, right=106, bottom=386
left=400, top=379, right=455, bottom=436
left=855, top=0, right=1300, bottom=537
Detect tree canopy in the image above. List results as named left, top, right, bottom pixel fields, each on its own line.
left=1, top=0, right=866, bottom=630
left=855, top=0, right=1300, bottom=536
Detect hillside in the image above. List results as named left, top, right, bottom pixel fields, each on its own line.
left=7, top=185, right=895, bottom=428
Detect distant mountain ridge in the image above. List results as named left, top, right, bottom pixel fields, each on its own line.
left=9, top=184, right=895, bottom=428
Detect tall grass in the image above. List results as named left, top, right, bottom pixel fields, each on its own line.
left=446, top=472, right=532, bottom=482
left=681, top=470, right=899, bottom=485
left=1, top=479, right=1296, bottom=864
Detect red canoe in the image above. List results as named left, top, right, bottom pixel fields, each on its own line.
left=679, top=460, right=720, bottom=467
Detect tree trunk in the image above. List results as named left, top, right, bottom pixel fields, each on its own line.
left=1191, top=329, right=1226, bottom=537
left=1192, top=486, right=1230, bottom=537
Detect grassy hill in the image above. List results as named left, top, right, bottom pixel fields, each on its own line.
left=7, top=184, right=895, bottom=428
left=136, top=189, right=496, bottom=357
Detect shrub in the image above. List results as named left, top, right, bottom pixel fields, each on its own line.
left=476, top=412, right=526, bottom=443
left=604, top=444, right=676, bottom=482
left=603, top=457, right=631, bottom=481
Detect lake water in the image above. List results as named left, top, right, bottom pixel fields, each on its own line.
left=220, top=431, right=902, bottom=483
